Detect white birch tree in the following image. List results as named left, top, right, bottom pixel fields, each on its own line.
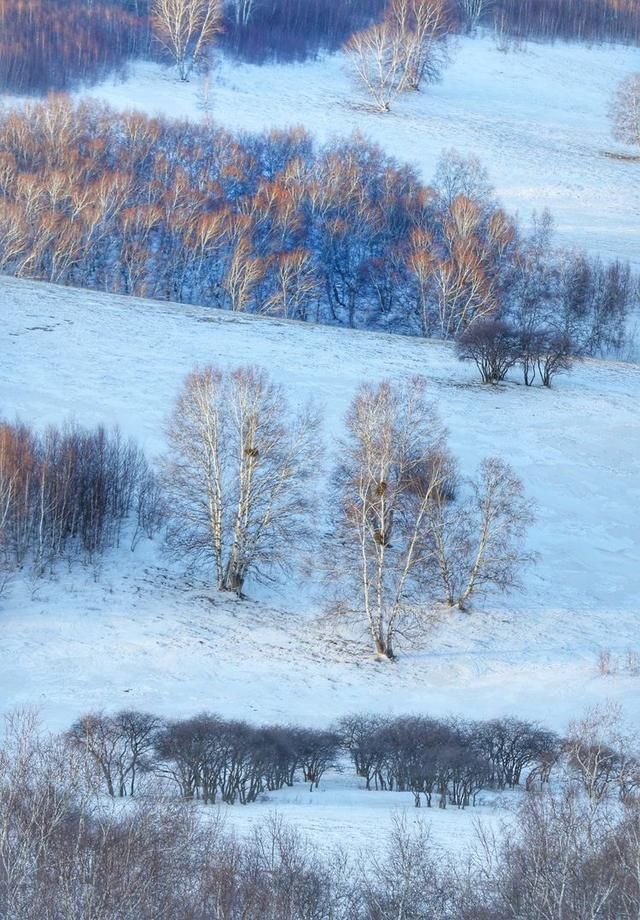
left=163, top=364, right=320, bottom=596
left=330, top=377, right=450, bottom=659
left=151, top=0, right=223, bottom=81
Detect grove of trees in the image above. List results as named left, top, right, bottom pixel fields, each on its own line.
left=0, top=100, right=634, bottom=360
left=151, top=0, right=223, bottom=80
left=327, top=378, right=532, bottom=658
left=156, top=366, right=534, bottom=655
left=0, top=418, right=161, bottom=589
left=0, top=0, right=148, bottom=94
left=345, top=0, right=453, bottom=111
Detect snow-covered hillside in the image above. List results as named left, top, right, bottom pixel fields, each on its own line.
left=2, top=273, right=639, bottom=850
left=2, top=274, right=639, bottom=732
left=80, top=35, right=640, bottom=268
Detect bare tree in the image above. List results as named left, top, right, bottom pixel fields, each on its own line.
left=330, top=377, right=451, bottom=659
left=610, top=73, right=640, bottom=150
left=151, top=0, right=223, bottom=81
left=163, top=365, right=320, bottom=596
left=345, top=20, right=406, bottom=112
left=263, top=249, right=319, bottom=321
left=223, top=233, right=265, bottom=312
left=566, top=705, right=640, bottom=814
left=389, top=0, right=451, bottom=91
left=67, top=710, right=160, bottom=798
left=456, top=319, right=520, bottom=384
left=426, top=457, right=534, bottom=610
left=231, top=0, right=259, bottom=26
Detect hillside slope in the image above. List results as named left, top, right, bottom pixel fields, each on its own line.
left=81, top=34, right=640, bottom=268
left=2, top=275, right=639, bottom=738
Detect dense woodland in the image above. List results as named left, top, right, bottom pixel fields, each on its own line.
left=0, top=100, right=633, bottom=356
left=493, top=0, right=640, bottom=45
left=0, top=0, right=148, bottom=94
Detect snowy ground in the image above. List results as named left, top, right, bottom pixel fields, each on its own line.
left=78, top=34, right=640, bottom=268
left=2, top=274, right=639, bottom=844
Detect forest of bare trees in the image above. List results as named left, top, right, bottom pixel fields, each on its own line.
left=489, top=0, right=640, bottom=45
left=0, top=100, right=633, bottom=358
left=2, top=706, right=640, bottom=918
left=0, top=0, right=148, bottom=94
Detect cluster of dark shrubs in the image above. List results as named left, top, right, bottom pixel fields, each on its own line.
left=0, top=100, right=634, bottom=358
left=68, top=709, right=562, bottom=810
left=455, top=247, right=634, bottom=384
left=70, top=710, right=342, bottom=803
left=339, top=714, right=559, bottom=807
left=457, top=319, right=578, bottom=385
left=0, top=419, right=162, bottom=582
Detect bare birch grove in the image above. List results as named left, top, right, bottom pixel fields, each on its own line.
left=345, top=0, right=452, bottom=111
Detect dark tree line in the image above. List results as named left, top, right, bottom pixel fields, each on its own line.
left=486, top=0, right=640, bottom=46
left=0, top=0, right=148, bottom=95
left=0, top=100, right=634, bottom=357
left=0, top=418, right=162, bottom=583
left=339, top=713, right=560, bottom=807
left=70, top=710, right=342, bottom=803
left=69, top=708, right=565, bottom=810
left=222, top=0, right=388, bottom=63
left=2, top=0, right=639, bottom=96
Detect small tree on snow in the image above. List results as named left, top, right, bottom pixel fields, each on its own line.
left=456, top=319, right=520, bottom=384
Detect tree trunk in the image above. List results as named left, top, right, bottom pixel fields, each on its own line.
left=374, top=636, right=395, bottom=660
